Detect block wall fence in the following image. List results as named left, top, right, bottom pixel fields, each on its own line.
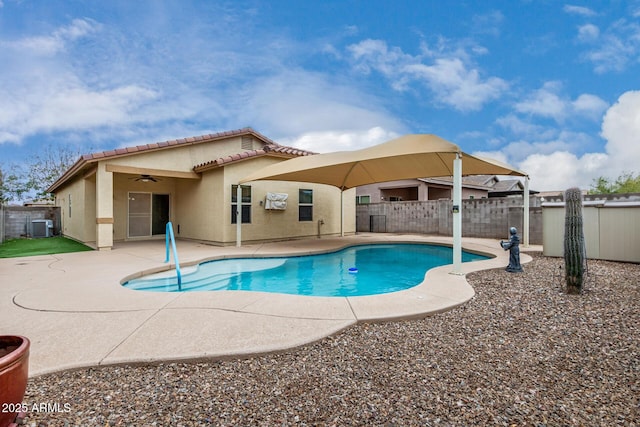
left=356, top=196, right=543, bottom=244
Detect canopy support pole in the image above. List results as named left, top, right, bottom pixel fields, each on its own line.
left=523, top=176, right=530, bottom=247
left=340, top=190, right=345, bottom=237
left=452, top=153, right=463, bottom=275
left=236, top=184, right=242, bottom=247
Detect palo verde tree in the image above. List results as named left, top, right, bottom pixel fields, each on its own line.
left=564, top=187, right=587, bottom=294
left=590, top=171, right=640, bottom=194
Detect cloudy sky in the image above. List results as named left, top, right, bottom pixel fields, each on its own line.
left=1, top=0, right=639, bottom=191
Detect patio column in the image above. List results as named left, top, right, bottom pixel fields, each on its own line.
left=523, top=176, right=530, bottom=247
left=451, top=153, right=462, bottom=274
left=236, top=184, right=242, bottom=247
left=96, top=163, right=114, bottom=250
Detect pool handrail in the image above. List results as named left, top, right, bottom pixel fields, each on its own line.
left=164, top=222, right=182, bottom=291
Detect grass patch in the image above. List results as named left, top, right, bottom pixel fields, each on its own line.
left=0, top=237, right=93, bottom=258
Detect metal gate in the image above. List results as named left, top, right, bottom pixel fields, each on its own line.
left=369, top=215, right=386, bottom=232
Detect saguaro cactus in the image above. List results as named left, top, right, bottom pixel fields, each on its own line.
left=564, top=187, right=586, bottom=294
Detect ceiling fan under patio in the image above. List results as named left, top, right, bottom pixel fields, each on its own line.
left=130, top=174, right=162, bottom=183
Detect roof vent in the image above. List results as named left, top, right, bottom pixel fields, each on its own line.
left=241, top=136, right=253, bottom=150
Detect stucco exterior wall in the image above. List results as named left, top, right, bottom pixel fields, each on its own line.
left=219, top=158, right=355, bottom=244
left=112, top=173, right=178, bottom=241
left=173, top=170, right=225, bottom=243
left=105, top=136, right=251, bottom=173
left=52, top=134, right=356, bottom=247
left=56, top=176, right=91, bottom=243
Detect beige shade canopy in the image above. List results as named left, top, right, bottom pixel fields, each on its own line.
left=240, top=134, right=526, bottom=188
left=237, top=134, right=530, bottom=264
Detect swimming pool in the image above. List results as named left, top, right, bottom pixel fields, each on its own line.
left=123, top=243, right=490, bottom=297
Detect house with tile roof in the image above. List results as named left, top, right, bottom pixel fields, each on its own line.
left=48, top=128, right=355, bottom=250
left=355, top=175, right=532, bottom=203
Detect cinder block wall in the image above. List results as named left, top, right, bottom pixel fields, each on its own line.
left=356, top=196, right=543, bottom=244
left=1, top=206, right=61, bottom=240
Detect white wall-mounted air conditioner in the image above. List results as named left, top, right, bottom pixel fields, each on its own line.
left=265, top=192, right=288, bottom=210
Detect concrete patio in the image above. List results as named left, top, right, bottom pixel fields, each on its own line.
left=0, top=234, right=535, bottom=377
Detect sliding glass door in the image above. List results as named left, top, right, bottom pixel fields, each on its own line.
left=128, top=193, right=169, bottom=238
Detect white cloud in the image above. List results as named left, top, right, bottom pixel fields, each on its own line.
left=347, top=39, right=410, bottom=77
left=503, top=90, right=640, bottom=191
left=36, top=85, right=159, bottom=130
left=601, top=90, right=640, bottom=173
left=495, top=114, right=552, bottom=138
left=514, top=81, right=608, bottom=123
left=279, top=127, right=399, bottom=153
left=346, top=39, right=508, bottom=111
left=577, top=24, right=600, bottom=42
left=237, top=70, right=405, bottom=148
left=578, top=19, right=640, bottom=73
left=572, top=94, right=609, bottom=119
left=0, top=15, right=267, bottom=146
left=519, top=151, right=607, bottom=191
left=403, top=58, right=508, bottom=111
left=0, top=55, right=164, bottom=144
left=0, top=12, right=409, bottom=153
left=472, top=150, right=509, bottom=165
left=1, top=18, right=100, bottom=56
left=563, top=5, right=597, bottom=17
left=515, top=82, right=567, bottom=120
left=471, top=10, right=505, bottom=36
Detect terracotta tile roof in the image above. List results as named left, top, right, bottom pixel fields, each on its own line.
left=80, top=127, right=275, bottom=161
left=193, top=144, right=315, bottom=172
left=47, top=127, right=303, bottom=193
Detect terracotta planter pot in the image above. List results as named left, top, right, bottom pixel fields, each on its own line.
left=0, top=336, right=30, bottom=427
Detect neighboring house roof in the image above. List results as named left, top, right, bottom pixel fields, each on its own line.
left=418, top=176, right=493, bottom=191
left=490, top=179, right=524, bottom=192
left=462, top=174, right=499, bottom=187
left=47, top=127, right=314, bottom=193
left=389, top=175, right=536, bottom=196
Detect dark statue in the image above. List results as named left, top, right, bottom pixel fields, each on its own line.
left=500, top=227, right=523, bottom=273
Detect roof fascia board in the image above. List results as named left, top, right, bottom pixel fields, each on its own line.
left=105, top=164, right=200, bottom=179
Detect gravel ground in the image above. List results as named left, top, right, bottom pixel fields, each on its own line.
left=21, top=254, right=640, bottom=426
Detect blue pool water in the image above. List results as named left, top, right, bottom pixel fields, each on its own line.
left=123, top=244, right=489, bottom=297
